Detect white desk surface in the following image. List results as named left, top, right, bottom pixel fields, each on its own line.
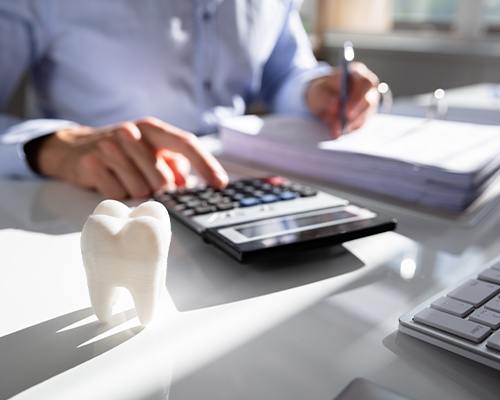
left=2, top=158, right=500, bottom=400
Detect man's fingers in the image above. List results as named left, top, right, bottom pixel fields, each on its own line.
left=347, top=64, right=379, bottom=119
left=346, top=87, right=379, bottom=131
left=136, top=117, right=228, bottom=188
left=154, top=155, right=177, bottom=192
left=78, top=152, right=127, bottom=199
left=115, top=124, right=170, bottom=192
left=160, top=149, right=190, bottom=187
left=97, top=139, right=150, bottom=198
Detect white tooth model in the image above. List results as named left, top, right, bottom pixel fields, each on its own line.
left=81, top=200, right=171, bottom=326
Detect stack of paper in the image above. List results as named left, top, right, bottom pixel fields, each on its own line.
left=219, top=114, right=500, bottom=211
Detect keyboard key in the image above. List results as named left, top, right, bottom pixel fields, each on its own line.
left=479, top=268, right=500, bottom=285
left=260, top=194, right=279, bottom=203
left=469, top=308, right=500, bottom=329
left=447, top=279, right=500, bottom=307
left=486, top=330, right=500, bottom=351
left=240, top=197, right=261, bottom=207
left=431, top=297, right=473, bottom=317
left=279, top=191, right=298, bottom=201
left=485, top=297, right=500, bottom=313
left=413, top=308, right=491, bottom=343
left=492, top=261, right=500, bottom=271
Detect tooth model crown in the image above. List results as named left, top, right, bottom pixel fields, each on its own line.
left=81, top=200, right=171, bottom=326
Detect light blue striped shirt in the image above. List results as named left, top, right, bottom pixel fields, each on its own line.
left=0, top=0, right=330, bottom=177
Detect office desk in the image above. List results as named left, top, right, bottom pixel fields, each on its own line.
left=1, top=159, right=500, bottom=400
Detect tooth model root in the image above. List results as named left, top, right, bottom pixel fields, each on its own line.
left=87, top=281, right=117, bottom=323
left=81, top=200, right=171, bottom=326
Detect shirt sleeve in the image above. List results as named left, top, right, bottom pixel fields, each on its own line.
left=260, top=1, right=332, bottom=117
left=0, top=4, right=77, bottom=178
left=0, top=119, right=79, bottom=178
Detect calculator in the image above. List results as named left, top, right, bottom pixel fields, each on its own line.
left=154, top=176, right=396, bottom=262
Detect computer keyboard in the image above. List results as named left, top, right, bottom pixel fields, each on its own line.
left=399, top=257, right=500, bottom=370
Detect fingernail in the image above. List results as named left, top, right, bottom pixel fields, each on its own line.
left=216, top=171, right=229, bottom=188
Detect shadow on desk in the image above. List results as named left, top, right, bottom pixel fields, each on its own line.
left=0, top=308, right=141, bottom=400
left=0, top=180, right=102, bottom=235
left=383, top=332, right=500, bottom=400
left=168, top=221, right=366, bottom=311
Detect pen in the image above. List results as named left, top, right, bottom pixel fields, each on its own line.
left=339, top=41, right=354, bottom=135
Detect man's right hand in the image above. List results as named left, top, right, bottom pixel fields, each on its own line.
left=32, top=117, right=228, bottom=199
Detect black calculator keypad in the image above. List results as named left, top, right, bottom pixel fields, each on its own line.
left=158, top=176, right=318, bottom=216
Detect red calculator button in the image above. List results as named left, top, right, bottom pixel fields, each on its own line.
left=265, top=176, right=289, bottom=186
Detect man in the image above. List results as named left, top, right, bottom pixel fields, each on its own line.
left=0, top=0, right=379, bottom=199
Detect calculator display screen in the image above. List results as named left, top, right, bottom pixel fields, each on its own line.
left=235, top=210, right=355, bottom=239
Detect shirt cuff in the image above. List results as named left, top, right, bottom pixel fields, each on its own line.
left=272, top=62, right=333, bottom=117
left=0, top=119, right=78, bottom=178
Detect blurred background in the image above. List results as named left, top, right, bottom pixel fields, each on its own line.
left=300, top=0, right=500, bottom=96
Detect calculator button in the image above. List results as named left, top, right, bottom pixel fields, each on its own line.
left=298, top=188, right=318, bottom=197
left=164, top=200, right=178, bottom=209
left=447, top=279, right=500, bottom=307
left=265, top=176, right=289, bottom=186
left=222, top=188, right=236, bottom=196
left=232, top=193, right=245, bottom=201
left=260, top=194, right=279, bottom=203
left=242, top=186, right=256, bottom=193
left=431, top=297, right=473, bottom=318
left=469, top=308, right=500, bottom=329
left=177, top=195, right=196, bottom=203
left=199, top=192, right=216, bottom=200
left=240, top=197, right=261, bottom=207
left=279, top=191, right=298, bottom=201
left=156, top=193, right=173, bottom=202
left=413, top=308, right=491, bottom=343
left=207, top=197, right=222, bottom=205
left=479, top=268, right=500, bottom=285
left=182, top=209, right=195, bottom=217
left=173, top=204, right=187, bottom=212
left=216, top=203, right=235, bottom=211
left=194, top=206, right=216, bottom=215
left=186, top=200, right=202, bottom=208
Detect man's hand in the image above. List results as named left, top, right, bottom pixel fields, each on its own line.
left=33, top=117, right=228, bottom=199
left=305, top=62, right=380, bottom=138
